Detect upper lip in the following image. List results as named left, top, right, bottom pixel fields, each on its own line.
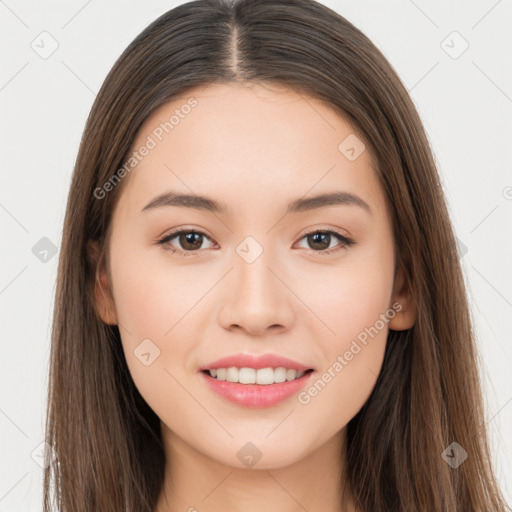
left=200, top=353, right=313, bottom=372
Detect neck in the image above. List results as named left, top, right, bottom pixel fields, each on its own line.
left=155, top=424, right=357, bottom=512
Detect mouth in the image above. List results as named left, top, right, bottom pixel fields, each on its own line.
left=200, top=367, right=314, bottom=385
left=199, top=367, right=315, bottom=408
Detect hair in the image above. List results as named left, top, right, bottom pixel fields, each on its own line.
left=43, top=0, right=510, bottom=510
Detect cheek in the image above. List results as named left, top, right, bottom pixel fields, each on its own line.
left=109, top=243, right=207, bottom=341
left=107, top=238, right=227, bottom=387
left=295, top=279, right=391, bottom=440
left=297, top=335, right=387, bottom=444
left=295, top=241, right=395, bottom=345
left=293, top=244, right=394, bottom=429
left=108, top=247, right=203, bottom=421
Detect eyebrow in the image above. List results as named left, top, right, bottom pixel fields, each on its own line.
left=141, top=190, right=372, bottom=216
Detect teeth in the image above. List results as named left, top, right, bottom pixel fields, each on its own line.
left=226, top=367, right=238, bottom=382
left=207, top=367, right=307, bottom=385
left=256, top=367, right=275, bottom=385
left=239, top=367, right=256, bottom=384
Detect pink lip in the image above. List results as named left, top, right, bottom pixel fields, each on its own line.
left=199, top=370, right=314, bottom=408
left=200, top=353, right=313, bottom=372
left=198, top=353, right=314, bottom=408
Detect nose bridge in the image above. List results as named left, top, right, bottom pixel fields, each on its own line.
left=237, top=242, right=273, bottom=295
left=235, top=235, right=280, bottom=308
left=218, top=234, right=294, bottom=334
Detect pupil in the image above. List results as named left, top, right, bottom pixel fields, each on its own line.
left=310, top=232, right=329, bottom=250
left=181, top=232, right=201, bottom=250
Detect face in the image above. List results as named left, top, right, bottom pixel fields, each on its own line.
left=92, top=82, right=415, bottom=470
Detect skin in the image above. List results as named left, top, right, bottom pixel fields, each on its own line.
left=91, top=82, right=416, bottom=512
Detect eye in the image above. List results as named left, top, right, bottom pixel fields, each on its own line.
left=156, top=229, right=216, bottom=257
left=295, top=229, right=355, bottom=255
left=156, top=227, right=355, bottom=257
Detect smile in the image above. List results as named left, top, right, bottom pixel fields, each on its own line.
left=202, top=367, right=312, bottom=385
left=199, top=368, right=314, bottom=408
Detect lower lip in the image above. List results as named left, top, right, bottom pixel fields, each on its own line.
left=199, top=370, right=314, bottom=408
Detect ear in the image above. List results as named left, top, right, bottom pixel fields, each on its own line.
left=388, top=264, right=416, bottom=330
left=87, top=240, right=118, bottom=325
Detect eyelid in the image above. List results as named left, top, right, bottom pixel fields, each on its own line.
left=296, top=224, right=352, bottom=241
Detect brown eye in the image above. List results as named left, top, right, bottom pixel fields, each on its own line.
left=296, top=230, right=355, bottom=255
left=157, top=229, right=215, bottom=256
left=307, top=232, right=332, bottom=250
left=177, top=232, right=204, bottom=250
left=157, top=228, right=354, bottom=257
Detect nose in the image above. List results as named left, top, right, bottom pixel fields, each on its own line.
left=218, top=248, right=296, bottom=336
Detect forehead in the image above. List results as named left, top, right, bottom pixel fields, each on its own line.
left=134, top=81, right=364, bottom=149
left=117, top=82, right=385, bottom=219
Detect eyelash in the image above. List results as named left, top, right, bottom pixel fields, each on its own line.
left=156, top=228, right=355, bottom=257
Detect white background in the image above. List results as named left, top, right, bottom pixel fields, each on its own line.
left=0, top=0, right=511, bottom=509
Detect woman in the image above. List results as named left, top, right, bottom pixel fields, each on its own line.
left=43, top=0, right=510, bottom=510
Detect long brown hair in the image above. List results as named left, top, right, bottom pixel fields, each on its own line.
left=43, top=0, right=510, bottom=510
